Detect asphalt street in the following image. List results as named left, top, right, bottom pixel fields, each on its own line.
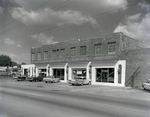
left=0, top=76, right=150, bottom=117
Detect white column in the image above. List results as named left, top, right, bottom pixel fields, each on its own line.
left=114, top=65, right=118, bottom=85
left=68, top=68, right=72, bottom=80
left=50, top=68, right=53, bottom=76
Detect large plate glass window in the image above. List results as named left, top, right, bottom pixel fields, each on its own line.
left=72, top=68, right=86, bottom=79
left=96, top=68, right=114, bottom=83
left=53, top=69, right=64, bottom=80
left=39, top=69, right=46, bottom=77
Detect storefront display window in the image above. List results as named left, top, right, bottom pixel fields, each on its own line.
left=72, top=68, right=86, bottom=78
left=96, top=68, right=114, bottom=83
left=53, top=69, right=64, bottom=80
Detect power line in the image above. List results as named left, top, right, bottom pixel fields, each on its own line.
left=3, top=2, right=141, bottom=43
left=0, top=0, right=53, bottom=30
left=0, top=0, right=76, bottom=35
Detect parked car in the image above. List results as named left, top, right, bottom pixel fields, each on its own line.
left=43, top=75, right=60, bottom=83
left=142, top=79, right=150, bottom=90
left=26, top=76, right=43, bottom=82
left=67, top=75, right=91, bottom=86
left=17, top=75, right=26, bottom=81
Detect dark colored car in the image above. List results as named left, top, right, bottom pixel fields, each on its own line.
left=17, top=76, right=26, bottom=81
left=26, top=76, right=43, bottom=82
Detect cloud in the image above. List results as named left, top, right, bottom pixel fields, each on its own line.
left=17, top=44, right=22, bottom=47
left=107, top=0, right=128, bottom=10
left=0, top=6, right=4, bottom=14
left=4, top=38, right=15, bottom=45
left=10, top=7, right=97, bottom=26
left=139, top=2, right=150, bottom=12
left=3, top=38, right=22, bottom=47
left=127, top=13, right=141, bottom=21
left=30, top=33, right=57, bottom=45
left=114, top=3, right=150, bottom=42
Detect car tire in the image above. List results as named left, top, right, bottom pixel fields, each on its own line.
left=88, top=81, right=91, bottom=85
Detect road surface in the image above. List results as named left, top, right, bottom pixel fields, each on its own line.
left=0, top=77, right=150, bottom=117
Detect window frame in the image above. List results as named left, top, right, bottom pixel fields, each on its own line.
left=108, top=42, right=116, bottom=54
left=38, top=52, right=41, bottom=60
left=44, top=51, right=48, bottom=60
left=60, top=48, right=65, bottom=58
left=31, top=53, right=35, bottom=60
left=94, top=44, right=102, bottom=55
left=70, top=47, right=76, bottom=57
left=80, top=46, right=86, bottom=56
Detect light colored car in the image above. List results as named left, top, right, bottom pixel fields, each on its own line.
left=43, top=76, right=60, bottom=83
left=142, top=79, right=150, bottom=90
left=68, top=75, right=91, bottom=86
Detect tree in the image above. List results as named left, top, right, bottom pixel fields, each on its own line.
left=11, top=61, right=18, bottom=66
left=0, top=54, right=11, bottom=66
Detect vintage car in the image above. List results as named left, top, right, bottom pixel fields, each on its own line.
left=142, top=79, right=150, bottom=90
left=43, top=75, right=60, bottom=83
left=67, top=75, right=91, bottom=86
left=26, top=76, right=43, bottom=82
left=17, top=75, right=26, bottom=81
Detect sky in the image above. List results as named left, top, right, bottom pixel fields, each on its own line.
left=0, top=0, right=150, bottom=64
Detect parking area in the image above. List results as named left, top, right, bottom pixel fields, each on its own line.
left=1, top=77, right=150, bottom=101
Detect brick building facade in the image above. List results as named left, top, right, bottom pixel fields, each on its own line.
left=22, top=32, right=150, bottom=87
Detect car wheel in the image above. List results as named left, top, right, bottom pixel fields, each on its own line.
left=45, top=81, right=47, bottom=83
left=88, top=81, right=91, bottom=85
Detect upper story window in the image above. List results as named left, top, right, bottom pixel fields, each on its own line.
left=108, top=42, right=116, bottom=54
left=80, top=46, right=86, bottom=56
left=70, top=47, right=76, bottom=57
left=44, top=51, right=48, bottom=60
left=38, top=52, right=41, bottom=60
left=95, top=44, right=102, bottom=55
left=52, top=49, right=57, bottom=57
left=31, top=53, right=35, bottom=60
left=60, top=49, right=65, bottom=57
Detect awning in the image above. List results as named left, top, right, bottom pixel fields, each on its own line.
left=91, top=60, right=118, bottom=67
left=35, top=63, right=48, bottom=69
left=49, top=62, right=67, bottom=68
left=68, top=61, right=90, bottom=68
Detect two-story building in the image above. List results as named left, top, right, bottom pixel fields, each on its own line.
left=22, top=32, right=150, bottom=87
